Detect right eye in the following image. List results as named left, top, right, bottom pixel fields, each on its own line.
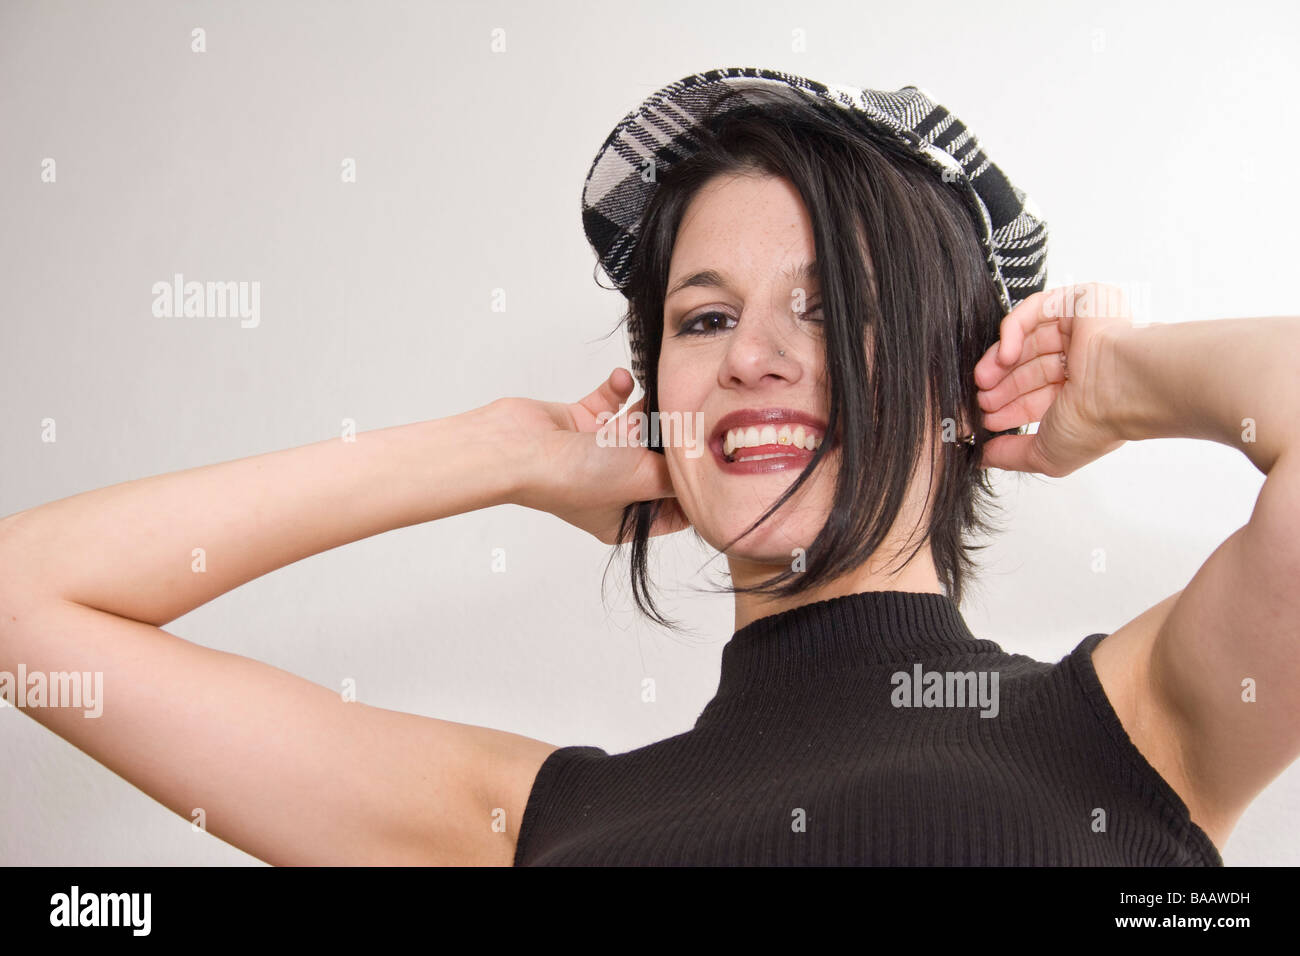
left=677, top=311, right=737, bottom=336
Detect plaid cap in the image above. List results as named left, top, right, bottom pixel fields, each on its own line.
left=580, top=66, right=1049, bottom=390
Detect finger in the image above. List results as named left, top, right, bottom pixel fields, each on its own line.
left=974, top=296, right=1042, bottom=390
left=974, top=319, right=1067, bottom=391
left=574, top=368, right=635, bottom=431
left=577, top=367, right=634, bottom=416
left=996, top=289, right=1050, bottom=367
left=975, top=292, right=1059, bottom=386
left=979, top=433, right=1041, bottom=474
left=620, top=395, right=649, bottom=443
left=977, top=351, right=1067, bottom=415
left=981, top=381, right=1062, bottom=432
left=1003, top=288, right=1074, bottom=365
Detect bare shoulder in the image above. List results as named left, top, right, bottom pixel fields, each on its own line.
left=469, top=727, right=562, bottom=866
left=1088, top=589, right=1231, bottom=851
left=389, top=715, right=560, bottom=866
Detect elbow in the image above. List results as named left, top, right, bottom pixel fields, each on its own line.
left=0, top=512, right=21, bottom=598
left=0, top=509, right=46, bottom=618
left=1245, top=451, right=1300, bottom=594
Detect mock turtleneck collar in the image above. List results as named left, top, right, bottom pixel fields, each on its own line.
left=717, top=590, right=1000, bottom=694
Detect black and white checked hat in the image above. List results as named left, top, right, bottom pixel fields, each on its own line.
left=580, top=67, right=1049, bottom=389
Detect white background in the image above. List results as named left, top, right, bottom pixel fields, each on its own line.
left=1, top=0, right=1296, bottom=865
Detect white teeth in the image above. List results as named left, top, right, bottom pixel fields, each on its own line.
left=720, top=421, right=825, bottom=459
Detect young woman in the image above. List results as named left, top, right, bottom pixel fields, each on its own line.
left=2, top=69, right=1296, bottom=866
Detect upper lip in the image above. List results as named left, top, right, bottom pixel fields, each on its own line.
left=710, top=407, right=829, bottom=454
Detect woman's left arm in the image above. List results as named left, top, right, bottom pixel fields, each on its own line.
left=1096, top=312, right=1300, bottom=838
left=975, top=287, right=1300, bottom=844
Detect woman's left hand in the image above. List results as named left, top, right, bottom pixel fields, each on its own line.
left=973, top=283, right=1134, bottom=476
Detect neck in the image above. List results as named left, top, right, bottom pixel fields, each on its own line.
left=703, top=589, right=993, bottom=710
left=727, top=548, right=944, bottom=632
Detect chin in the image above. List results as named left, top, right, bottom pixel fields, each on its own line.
left=699, top=515, right=821, bottom=563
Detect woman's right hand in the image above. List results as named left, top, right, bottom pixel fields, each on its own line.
left=492, top=368, right=693, bottom=545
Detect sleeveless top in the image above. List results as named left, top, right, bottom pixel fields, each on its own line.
left=514, top=590, right=1222, bottom=866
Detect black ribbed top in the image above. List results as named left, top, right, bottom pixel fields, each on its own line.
left=514, top=590, right=1222, bottom=866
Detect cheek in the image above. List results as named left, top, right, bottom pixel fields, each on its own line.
left=654, top=373, right=686, bottom=415
left=660, top=450, right=704, bottom=528
left=663, top=446, right=701, bottom=497
left=656, top=345, right=716, bottom=407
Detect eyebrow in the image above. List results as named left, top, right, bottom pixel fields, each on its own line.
left=665, top=260, right=819, bottom=300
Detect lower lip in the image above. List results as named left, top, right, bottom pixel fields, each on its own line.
left=713, top=442, right=818, bottom=474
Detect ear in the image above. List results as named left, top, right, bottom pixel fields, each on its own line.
left=960, top=405, right=978, bottom=442
left=939, top=408, right=976, bottom=446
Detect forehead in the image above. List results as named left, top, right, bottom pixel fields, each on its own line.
left=666, top=260, right=820, bottom=302
left=666, top=172, right=819, bottom=290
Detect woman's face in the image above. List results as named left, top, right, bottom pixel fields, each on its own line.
left=657, top=171, right=843, bottom=572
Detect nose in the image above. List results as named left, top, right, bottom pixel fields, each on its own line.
left=718, top=304, right=802, bottom=389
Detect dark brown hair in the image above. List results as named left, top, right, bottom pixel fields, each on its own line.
left=601, top=86, right=1019, bottom=630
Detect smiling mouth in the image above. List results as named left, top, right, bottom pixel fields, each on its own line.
left=720, top=423, right=825, bottom=463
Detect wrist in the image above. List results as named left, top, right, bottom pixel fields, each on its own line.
left=477, top=398, right=541, bottom=509
left=1090, top=323, right=1150, bottom=445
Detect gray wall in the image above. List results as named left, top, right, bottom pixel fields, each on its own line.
left=2, top=0, right=1296, bottom=865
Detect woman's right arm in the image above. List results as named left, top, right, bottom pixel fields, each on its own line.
left=0, top=397, right=589, bottom=865
left=0, top=402, right=523, bottom=627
